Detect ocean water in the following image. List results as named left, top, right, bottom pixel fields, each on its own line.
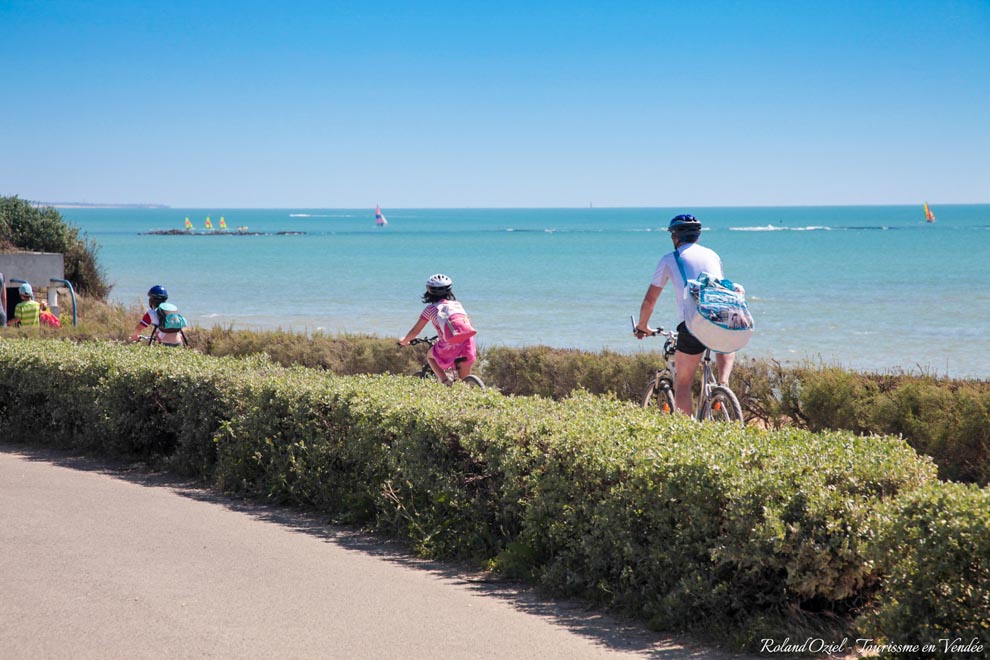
left=60, top=205, right=990, bottom=379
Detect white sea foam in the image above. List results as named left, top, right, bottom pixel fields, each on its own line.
left=729, top=225, right=831, bottom=232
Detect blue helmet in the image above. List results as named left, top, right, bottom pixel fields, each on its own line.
left=667, top=214, right=702, bottom=242
left=147, top=285, right=168, bottom=306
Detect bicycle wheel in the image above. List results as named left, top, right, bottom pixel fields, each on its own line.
left=415, top=367, right=437, bottom=381
left=700, top=385, right=744, bottom=425
left=461, top=375, right=485, bottom=389
left=641, top=377, right=675, bottom=414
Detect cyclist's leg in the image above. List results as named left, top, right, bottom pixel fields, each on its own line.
left=715, top=351, right=736, bottom=386
left=454, top=339, right=478, bottom=381
left=455, top=358, right=473, bottom=381
left=426, top=354, right=450, bottom=383
left=673, top=350, right=702, bottom=415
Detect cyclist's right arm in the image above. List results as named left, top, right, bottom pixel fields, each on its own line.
left=128, top=311, right=154, bottom=342
left=635, top=284, right=663, bottom=338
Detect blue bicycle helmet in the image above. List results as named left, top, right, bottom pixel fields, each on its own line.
left=667, top=214, right=702, bottom=242
left=147, top=284, right=168, bottom=307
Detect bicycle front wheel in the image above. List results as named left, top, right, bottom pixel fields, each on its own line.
left=462, top=375, right=485, bottom=389
left=415, top=368, right=437, bottom=381
left=700, top=386, right=744, bottom=425
left=641, top=377, right=675, bottom=414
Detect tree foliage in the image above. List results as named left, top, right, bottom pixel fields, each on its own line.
left=0, top=195, right=111, bottom=298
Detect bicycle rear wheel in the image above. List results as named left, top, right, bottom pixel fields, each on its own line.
left=641, top=377, right=675, bottom=414
left=462, top=375, right=485, bottom=389
left=699, top=386, right=744, bottom=425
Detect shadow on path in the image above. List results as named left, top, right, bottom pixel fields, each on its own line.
left=2, top=441, right=755, bottom=660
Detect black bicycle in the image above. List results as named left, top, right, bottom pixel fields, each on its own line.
left=405, top=336, right=485, bottom=388
left=637, top=322, right=743, bottom=424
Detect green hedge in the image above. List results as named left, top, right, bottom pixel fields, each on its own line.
left=3, top=325, right=988, bottom=487
left=859, top=482, right=990, bottom=656
left=195, top=333, right=990, bottom=486
left=2, top=339, right=987, bottom=651
left=0, top=340, right=277, bottom=475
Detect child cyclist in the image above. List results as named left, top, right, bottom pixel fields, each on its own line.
left=128, top=284, right=186, bottom=346
left=399, top=274, right=477, bottom=384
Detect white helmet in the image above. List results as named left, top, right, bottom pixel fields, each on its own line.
left=426, top=273, right=452, bottom=292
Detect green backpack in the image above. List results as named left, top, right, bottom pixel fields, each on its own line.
left=155, top=302, right=188, bottom=333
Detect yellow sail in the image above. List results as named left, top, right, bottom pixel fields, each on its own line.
left=205, top=216, right=213, bottom=229
left=184, top=217, right=193, bottom=229
left=924, top=202, right=935, bottom=223
left=219, top=216, right=228, bottom=229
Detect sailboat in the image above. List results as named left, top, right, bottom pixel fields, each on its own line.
left=205, top=216, right=214, bottom=230
left=924, top=202, right=936, bottom=223
left=184, top=217, right=193, bottom=230
left=375, top=205, right=388, bottom=227
left=219, top=216, right=228, bottom=230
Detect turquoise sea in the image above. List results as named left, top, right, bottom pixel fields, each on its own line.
left=62, top=205, right=990, bottom=379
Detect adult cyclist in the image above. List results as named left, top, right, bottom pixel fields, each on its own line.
left=634, top=214, right=740, bottom=416
left=128, top=285, right=185, bottom=347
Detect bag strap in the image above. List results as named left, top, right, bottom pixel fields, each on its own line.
left=671, top=247, right=690, bottom=301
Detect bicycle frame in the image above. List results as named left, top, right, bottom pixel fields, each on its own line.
left=136, top=325, right=187, bottom=347
left=637, top=321, right=743, bottom=424
left=405, top=336, right=485, bottom=388
left=696, top=350, right=720, bottom=420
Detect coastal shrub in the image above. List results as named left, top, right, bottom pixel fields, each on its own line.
left=858, top=482, right=990, bottom=655
left=0, top=195, right=111, bottom=298
left=870, top=380, right=990, bottom=484
left=796, top=367, right=878, bottom=434
left=731, top=358, right=805, bottom=428
left=481, top=345, right=657, bottom=400
left=193, top=327, right=428, bottom=376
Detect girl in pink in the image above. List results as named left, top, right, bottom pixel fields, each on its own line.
left=399, top=273, right=477, bottom=384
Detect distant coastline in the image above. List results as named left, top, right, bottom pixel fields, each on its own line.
left=34, top=202, right=170, bottom=209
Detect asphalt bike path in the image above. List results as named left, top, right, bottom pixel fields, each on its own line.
left=0, top=443, right=758, bottom=659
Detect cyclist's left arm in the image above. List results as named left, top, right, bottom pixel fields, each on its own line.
left=399, top=317, right=429, bottom=346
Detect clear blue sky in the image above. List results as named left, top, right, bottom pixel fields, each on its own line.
left=2, top=0, right=987, bottom=207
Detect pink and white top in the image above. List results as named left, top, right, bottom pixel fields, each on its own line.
left=422, top=300, right=477, bottom=345
left=421, top=299, right=477, bottom=370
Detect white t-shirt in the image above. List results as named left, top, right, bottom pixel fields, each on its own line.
left=650, top=243, right=724, bottom=322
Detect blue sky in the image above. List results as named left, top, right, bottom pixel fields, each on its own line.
left=1, top=0, right=988, bottom=207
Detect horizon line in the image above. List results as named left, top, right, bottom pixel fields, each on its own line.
left=35, top=201, right=990, bottom=210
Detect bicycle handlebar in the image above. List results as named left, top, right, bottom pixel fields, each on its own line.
left=404, top=335, right=439, bottom=347
left=630, top=315, right=673, bottom=338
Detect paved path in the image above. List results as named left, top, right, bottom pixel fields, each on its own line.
left=0, top=444, right=752, bottom=659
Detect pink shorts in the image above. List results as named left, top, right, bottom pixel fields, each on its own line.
left=429, top=337, right=477, bottom=371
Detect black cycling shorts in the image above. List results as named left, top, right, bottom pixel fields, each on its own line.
left=675, top=322, right=707, bottom=356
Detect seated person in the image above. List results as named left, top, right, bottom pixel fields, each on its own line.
left=39, top=301, right=61, bottom=328
left=10, top=283, right=41, bottom=327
